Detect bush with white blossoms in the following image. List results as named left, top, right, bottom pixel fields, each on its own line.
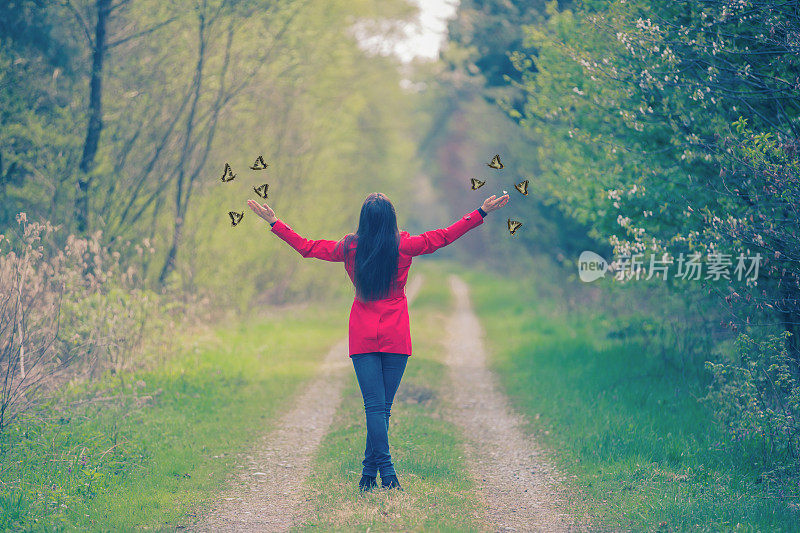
left=511, top=0, right=800, bottom=460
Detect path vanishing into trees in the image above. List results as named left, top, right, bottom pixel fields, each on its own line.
left=441, top=275, right=590, bottom=532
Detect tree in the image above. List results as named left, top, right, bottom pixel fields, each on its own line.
left=64, top=0, right=178, bottom=233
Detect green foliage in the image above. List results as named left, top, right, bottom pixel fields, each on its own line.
left=466, top=0, right=800, bottom=463
left=1, top=0, right=421, bottom=310
left=161, top=0, right=419, bottom=308
left=182, top=0, right=419, bottom=309
left=445, top=0, right=549, bottom=88
left=0, top=39, right=83, bottom=230
left=705, top=331, right=800, bottom=460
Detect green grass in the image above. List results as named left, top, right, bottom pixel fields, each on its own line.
left=296, top=261, right=485, bottom=532
left=447, top=260, right=800, bottom=532
left=0, top=301, right=348, bottom=531
left=9, top=253, right=797, bottom=531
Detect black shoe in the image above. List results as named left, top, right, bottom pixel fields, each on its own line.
left=358, top=474, right=378, bottom=492
left=380, top=474, right=403, bottom=491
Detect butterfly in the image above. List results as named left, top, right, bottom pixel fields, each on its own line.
left=514, top=179, right=529, bottom=196
left=228, top=211, right=244, bottom=226
left=250, top=155, right=268, bottom=170
left=488, top=154, right=503, bottom=170
left=470, top=178, right=485, bottom=190
left=253, top=183, right=269, bottom=199
left=221, top=162, right=236, bottom=182
left=507, top=219, right=522, bottom=235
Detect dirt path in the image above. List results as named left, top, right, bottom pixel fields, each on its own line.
left=189, top=275, right=424, bottom=532
left=441, top=274, right=591, bottom=532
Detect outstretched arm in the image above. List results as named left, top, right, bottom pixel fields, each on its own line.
left=401, top=194, right=510, bottom=257
left=247, top=199, right=346, bottom=262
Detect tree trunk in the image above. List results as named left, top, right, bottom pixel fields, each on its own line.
left=159, top=13, right=236, bottom=286
left=159, top=217, right=183, bottom=285
left=158, top=10, right=207, bottom=284
left=76, top=0, right=111, bottom=233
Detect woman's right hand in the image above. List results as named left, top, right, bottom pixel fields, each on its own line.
left=247, top=199, right=278, bottom=224
left=481, top=194, right=510, bottom=213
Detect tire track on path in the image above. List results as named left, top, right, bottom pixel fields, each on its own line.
left=441, top=274, right=591, bottom=532
left=190, top=274, right=424, bottom=532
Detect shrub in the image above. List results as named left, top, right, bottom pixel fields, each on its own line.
left=0, top=213, right=189, bottom=430
left=705, top=330, right=800, bottom=461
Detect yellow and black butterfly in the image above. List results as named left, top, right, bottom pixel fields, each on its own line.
left=507, top=219, right=522, bottom=235
left=487, top=154, right=503, bottom=170
left=250, top=155, right=268, bottom=170
left=514, top=179, right=529, bottom=196
left=228, top=211, right=244, bottom=227
left=221, top=162, right=236, bottom=182
left=470, top=178, right=485, bottom=190
left=253, top=183, right=269, bottom=199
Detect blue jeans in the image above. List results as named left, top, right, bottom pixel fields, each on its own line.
left=351, top=352, right=409, bottom=478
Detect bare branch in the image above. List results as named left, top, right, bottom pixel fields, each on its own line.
left=105, top=16, right=179, bottom=49
left=61, top=0, right=94, bottom=47
left=109, top=0, right=132, bottom=13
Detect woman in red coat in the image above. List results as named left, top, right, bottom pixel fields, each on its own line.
left=247, top=192, right=509, bottom=492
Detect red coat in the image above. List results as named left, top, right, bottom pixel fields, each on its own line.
left=270, top=208, right=485, bottom=357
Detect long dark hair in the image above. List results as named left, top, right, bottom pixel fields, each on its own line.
left=342, top=192, right=400, bottom=301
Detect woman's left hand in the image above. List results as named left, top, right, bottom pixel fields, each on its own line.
left=247, top=199, right=278, bottom=224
